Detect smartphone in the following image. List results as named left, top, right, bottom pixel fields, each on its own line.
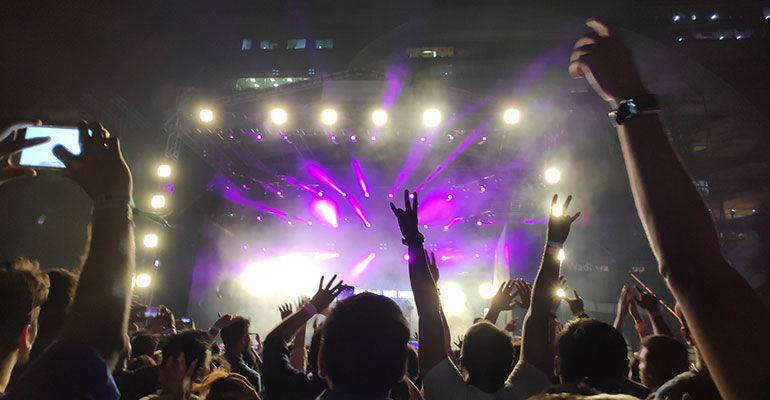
left=144, top=307, right=158, bottom=318
left=408, top=339, right=419, bottom=349
left=13, top=126, right=85, bottom=169
left=338, top=285, right=355, bottom=300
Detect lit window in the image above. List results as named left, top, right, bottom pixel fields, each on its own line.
left=260, top=40, right=279, bottom=50
left=272, top=69, right=280, bottom=76
left=308, top=68, right=316, bottom=76
left=315, top=39, right=334, bottom=49
left=287, top=39, right=306, bottom=49
left=241, top=39, right=252, bottom=51
left=406, top=46, right=455, bottom=59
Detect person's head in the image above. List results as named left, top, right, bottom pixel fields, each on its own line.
left=319, top=292, right=410, bottom=397
left=160, top=330, right=212, bottom=381
left=127, top=354, right=157, bottom=370
left=0, top=258, right=49, bottom=369
left=34, top=268, right=77, bottom=348
left=556, top=318, right=628, bottom=393
left=220, top=317, right=250, bottom=356
left=459, top=321, right=515, bottom=393
left=637, top=335, right=689, bottom=391
left=131, top=330, right=159, bottom=358
left=202, top=371, right=259, bottom=400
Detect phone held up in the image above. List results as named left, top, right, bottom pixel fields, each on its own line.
left=10, top=125, right=90, bottom=169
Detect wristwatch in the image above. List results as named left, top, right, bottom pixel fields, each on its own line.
left=608, top=94, right=660, bottom=127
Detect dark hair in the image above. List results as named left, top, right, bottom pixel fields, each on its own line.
left=321, top=292, right=410, bottom=396
left=127, top=354, right=156, bottom=371
left=220, top=317, right=249, bottom=349
left=640, top=335, right=690, bottom=388
left=206, top=372, right=259, bottom=400
left=131, top=330, right=159, bottom=358
left=36, top=269, right=77, bottom=344
left=557, top=318, right=628, bottom=389
left=461, top=321, right=515, bottom=392
left=0, top=258, right=49, bottom=359
left=161, top=330, right=211, bottom=378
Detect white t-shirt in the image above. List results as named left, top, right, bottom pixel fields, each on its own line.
left=423, top=358, right=550, bottom=400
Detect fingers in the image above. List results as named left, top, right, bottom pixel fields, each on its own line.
left=318, top=276, right=325, bottom=291
left=551, top=193, right=558, bottom=207
left=390, top=202, right=399, bottom=216
left=498, top=281, right=506, bottom=293
left=403, top=189, right=411, bottom=212
left=0, top=166, right=37, bottom=182
left=573, top=289, right=580, bottom=299
left=573, top=34, right=600, bottom=49
left=570, top=212, right=582, bottom=223
left=563, top=195, right=573, bottom=214
left=430, top=251, right=436, bottom=266
left=0, top=137, right=50, bottom=158
left=90, top=121, right=107, bottom=145
left=325, top=274, right=338, bottom=290
left=412, top=191, right=418, bottom=211
left=586, top=18, right=612, bottom=37
left=53, top=144, right=76, bottom=168
left=331, top=281, right=345, bottom=295
left=0, top=119, right=41, bottom=142
left=77, top=120, right=91, bottom=146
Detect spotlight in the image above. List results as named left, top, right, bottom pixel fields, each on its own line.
left=476, top=220, right=483, bottom=226
left=330, top=135, right=337, bottom=141
left=157, top=164, right=171, bottom=178
left=136, top=273, right=152, bottom=288
left=691, top=13, right=697, bottom=20
left=479, top=283, right=497, bottom=299
left=673, top=14, right=681, bottom=22
left=350, top=135, right=357, bottom=142
left=321, top=108, right=338, bottom=126
left=545, top=168, right=561, bottom=184
left=480, top=186, right=486, bottom=193
left=372, top=109, right=388, bottom=126
left=370, top=136, right=377, bottom=142
left=710, top=13, right=718, bottom=20
left=199, top=109, right=214, bottom=123
left=557, top=249, right=565, bottom=262
left=551, top=203, right=563, bottom=217
left=423, top=108, right=442, bottom=128
left=151, top=195, right=166, bottom=209
left=556, top=287, right=565, bottom=297
left=503, top=108, right=521, bottom=125
left=143, top=233, right=159, bottom=248
left=270, top=108, right=288, bottom=125
left=403, top=253, right=410, bottom=261
left=441, top=282, right=467, bottom=314
left=256, top=134, right=263, bottom=141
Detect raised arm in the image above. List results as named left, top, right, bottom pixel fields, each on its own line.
left=289, top=297, right=310, bottom=372
left=265, top=276, right=343, bottom=344
left=425, top=250, right=459, bottom=365
left=613, top=286, right=631, bottom=334
left=521, top=194, right=580, bottom=375
left=633, top=286, right=672, bottom=337
left=627, top=298, right=651, bottom=340
left=55, top=121, right=134, bottom=368
left=485, top=280, right=516, bottom=325
left=391, top=190, right=446, bottom=377
left=571, top=19, right=770, bottom=399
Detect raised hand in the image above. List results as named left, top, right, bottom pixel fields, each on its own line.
left=425, top=250, right=439, bottom=282
left=390, top=189, right=423, bottom=243
left=309, top=274, right=345, bottom=313
left=547, top=194, right=581, bottom=244
left=633, top=285, right=660, bottom=313
left=129, top=301, right=148, bottom=324
left=564, top=289, right=585, bottom=317
left=512, top=279, right=532, bottom=310
left=569, top=18, right=648, bottom=108
left=505, top=317, right=520, bottom=333
left=490, top=280, right=517, bottom=311
left=617, top=286, right=633, bottom=314
left=0, top=120, right=51, bottom=183
left=53, top=120, right=132, bottom=199
left=454, top=334, right=464, bottom=349
left=213, top=313, right=237, bottom=330
left=296, top=295, right=310, bottom=310
left=279, top=303, right=293, bottom=320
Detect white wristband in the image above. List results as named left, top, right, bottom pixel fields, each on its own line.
left=303, top=302, right=318, bottom=317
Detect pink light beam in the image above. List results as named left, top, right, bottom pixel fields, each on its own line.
left=310, top=198, right=340, bottom=228
left=352, top=159, right=371, bottom=198
left=351, top=252, right=377, bottom=277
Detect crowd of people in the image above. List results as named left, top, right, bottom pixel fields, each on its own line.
left=0, top=19, right=766, bottom=400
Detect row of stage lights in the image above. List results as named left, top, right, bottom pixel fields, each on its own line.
left=199, top=107, right=522, bottom=128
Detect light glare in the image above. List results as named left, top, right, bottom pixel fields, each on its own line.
left=545, top=168, right=561, bottom=184
left=556, top=287, right=566, bottom=297
left=157, top=164, right=171, bottom=178
left=270, top=108, right=288, bottom=125
left=503, top=108, right=521, bottom=125
left=199, top=109, right=213, bottom=123
left=558, top=249, right=565, bottom=262
left=479, top=283, right=497, bottom=299
left=151, top=195, right=166, bottom=209
left=441, top=282, right=467, bottom=314
left=372, top=110, right=388, bottom=126
left=551, top=203, right=563, bottom=217
left=423, top=108, right=442, bottom=128
left=136, top=273, right=152, bottom=288
left=321, top=108, right=338, bottom=126
left=143, top=233, right=159, bottom=248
